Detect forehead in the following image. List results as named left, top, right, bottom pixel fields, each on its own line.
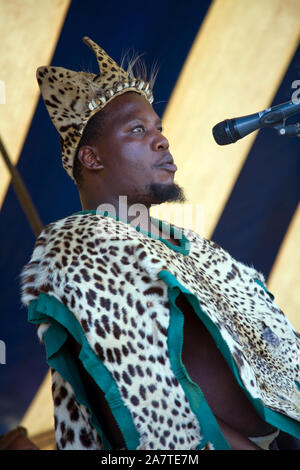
left=103, top=91, right=160, bottom=126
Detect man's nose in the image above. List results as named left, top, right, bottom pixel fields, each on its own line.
left=153, top=133, right=169, bottom=151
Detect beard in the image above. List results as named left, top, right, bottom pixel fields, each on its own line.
left=149, top=181, right=187, bottom=205
left=134, top=181, right=187, bottom=207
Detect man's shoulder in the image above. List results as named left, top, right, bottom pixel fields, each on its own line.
left=41, top=211, right=98, bottom=231
left=36, top=212, right=113, bottom=241
left=178, top=223, right=267, bottom=285
left=21, top=212, right=109, bottom=305
left=27, top=211, right=141, bottom=267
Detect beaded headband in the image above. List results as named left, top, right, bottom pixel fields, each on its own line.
left=37, top=36, right=154, bottom=181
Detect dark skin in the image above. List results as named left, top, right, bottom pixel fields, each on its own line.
left=72, top=92, right=294, bottom=450
left=77, top=91, right=184, bottom=236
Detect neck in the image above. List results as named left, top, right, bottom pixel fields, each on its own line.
left=79, top=192, right=152, bottom=233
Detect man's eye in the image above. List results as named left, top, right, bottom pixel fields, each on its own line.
left=132, top=125, right=144, bottom=133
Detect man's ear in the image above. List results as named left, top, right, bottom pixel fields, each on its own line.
left=77, top=145, right=104, bottom=171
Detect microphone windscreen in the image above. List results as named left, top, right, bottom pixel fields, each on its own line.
left=212, top=121, right=231, bottom=145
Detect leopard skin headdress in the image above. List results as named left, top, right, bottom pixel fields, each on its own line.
left=36, top=36, right=155, bottom=181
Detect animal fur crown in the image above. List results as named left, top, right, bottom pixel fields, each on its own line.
left=36, top=36, right=155, bottom=181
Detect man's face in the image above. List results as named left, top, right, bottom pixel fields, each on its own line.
left=93, top=92, right=186, bottom=207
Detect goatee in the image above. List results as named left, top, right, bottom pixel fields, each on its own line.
left=147, top=181, right=187, bottom=206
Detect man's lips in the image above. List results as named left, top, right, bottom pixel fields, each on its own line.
left=156, top=153, right=177, bottom=172
left=156, top=163, right=177, bottom=172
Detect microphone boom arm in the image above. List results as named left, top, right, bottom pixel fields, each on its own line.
left=258, top=100, right=300, bottom=138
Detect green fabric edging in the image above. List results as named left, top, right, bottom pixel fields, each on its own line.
left=254, top=278, right=275, bottom=300
left=28, top=293, right=140, bottom=450
left=158, top=270, right=300, bottom=440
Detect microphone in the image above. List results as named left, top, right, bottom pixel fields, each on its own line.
left=212, top=99, right=300, bottom=145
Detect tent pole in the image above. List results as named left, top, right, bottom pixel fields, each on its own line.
left=0, top=136, right=43, bottom=237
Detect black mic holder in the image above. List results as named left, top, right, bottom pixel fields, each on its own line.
left=277, top=123, right=300, bottom=137
left=261, top=111, right=300, bottom=138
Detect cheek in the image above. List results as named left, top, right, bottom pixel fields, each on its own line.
left=104, top=137, right=154, bottom=179
left=119, top=145, right=152, bottom=174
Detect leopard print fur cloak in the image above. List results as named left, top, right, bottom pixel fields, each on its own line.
left=21, top=212, right=300, bottom=450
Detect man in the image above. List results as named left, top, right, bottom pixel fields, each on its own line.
left=21, top=37, right=300, bottom=451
